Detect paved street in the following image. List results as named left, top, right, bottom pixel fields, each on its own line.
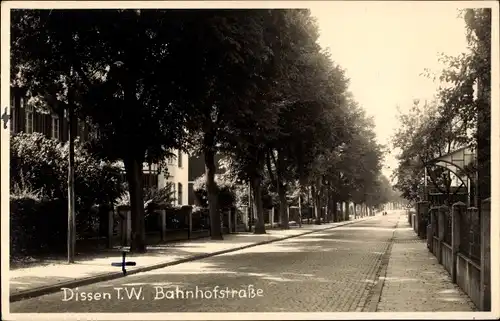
left=9, top=210, right=475, bottom=313
left=11, top=212, right=395, bottom=313
left=9, top=220, right=359, bottom=297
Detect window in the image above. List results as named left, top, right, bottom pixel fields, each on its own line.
left=24, top=98, right=34, bottom=134
left=170, top=183, right=176, bottom=205
left=51, top=115, right=60, bottom=140
left=142, top=173, right=159, bottom=190
left=167, top=150, right=175, bottom=165
left=177, top=183, right=183, bottom=205
left=177, top=150, right=183, bottom=168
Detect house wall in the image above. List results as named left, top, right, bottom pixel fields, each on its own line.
left=10, top=87, right=89, bottom=141
left=158, top=149, right=189, bottom=205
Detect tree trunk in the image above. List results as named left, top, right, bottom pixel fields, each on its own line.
left=252, top=174, right=266, bottom=234
left=278, top=185, right=288, bottom=229
left=204, top=148, right=223, bottom=240
left=276, top=151, right=289, bottom=229
left=311, top=185, right=317, bottom=224
left=247, top=181, right=252, bottom=232
left=307, top=185, right=312, bottom=224
left=332, top=198, right=338, bottom=222
left=124, top=157, right=146, bottom=253
left=326, top=189, right=333, bottom=223
left=298, top=193, right=303, bottom=227
left=298, top=179, right=307, bottom=227
left=313, top=182, right=322, bottom=225
left=67, top=101, right=76, bottom=263
left=476, top=72, right=490, bottom=207
left=344, top=201, right=349, bottom=220
left=315, top=194, right=321, bottom=224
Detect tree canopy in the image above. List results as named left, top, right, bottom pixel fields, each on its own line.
left=392, top=9, right=491, bottom=206
left=12, top=8, right=393, bottom=249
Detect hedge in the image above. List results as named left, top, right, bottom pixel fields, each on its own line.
left=10, top=133, right=125, bottom=256
left=10, top=132, right=125, bottom=215
left=10, top=196, right=67, bottom=257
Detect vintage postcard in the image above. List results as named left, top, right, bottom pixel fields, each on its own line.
left=1, top=1, right=498, bottom=320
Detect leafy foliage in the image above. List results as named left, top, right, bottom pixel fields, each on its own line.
left=11, top=9, right=199, bottom=251
left=10, top=196, right=68, bottom=257
left=393, top=9, right=491, bottom=204
left=116, top=184, right=177, bottom=209
left=193, top=174, right=237, bottom=209
left=10, top=133, right=125, bottom=212
left=219, top=10, right=387, bottom=226
left=11, top=8, right=396, bottom=247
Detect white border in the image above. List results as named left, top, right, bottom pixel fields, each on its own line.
left=1, top=1, right=499, bottom=320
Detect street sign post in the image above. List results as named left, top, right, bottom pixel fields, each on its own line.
left=111, top=249, right=136, bottom=276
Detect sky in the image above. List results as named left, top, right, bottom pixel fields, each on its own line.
left=309, top=2, right=470, bottom=181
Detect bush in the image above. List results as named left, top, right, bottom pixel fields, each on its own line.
left=193, top=174, right=236, bottom=209
left=143, top=183, right=177, bottom=208
left=10, top=133, right=65, bottom=199
left=11, top=133, right=125, bottom=213
left=234, top=179, right=275, bottom=210
left=10, top=133, right=125, bottom=250
left=116, top=183, right=177, bottom=216
left=10, top=180, right=68, bottom=257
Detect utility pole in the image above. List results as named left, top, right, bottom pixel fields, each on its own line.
left=67, top=72, right=76, bottom=264
left=247, top=181, right=252, bottom=232
left=298, top=193, right=302, bottom=228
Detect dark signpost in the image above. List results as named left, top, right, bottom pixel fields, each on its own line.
left=111, top=249, right=136, bottom=276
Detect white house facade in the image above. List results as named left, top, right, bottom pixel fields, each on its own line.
left=158, top=149, right=189, bottom=206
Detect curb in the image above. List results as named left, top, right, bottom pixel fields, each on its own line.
left=10, top=215, right=379, bottom=303
left=362, top=217, right=399, bottom=312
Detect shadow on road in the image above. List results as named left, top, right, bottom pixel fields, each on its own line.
left=11, top=220, right=398, bottom=313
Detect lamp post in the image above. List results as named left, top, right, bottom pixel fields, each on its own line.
left=248, top=180, right=253, bottom=232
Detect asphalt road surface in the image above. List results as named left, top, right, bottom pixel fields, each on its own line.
left=11, top=212, right=400, bottom=313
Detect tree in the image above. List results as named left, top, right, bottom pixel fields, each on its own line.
left=259, top=9, right=325, bottom=229
left=438, top=9, right=490, bottom=203
left=414, top=9, right=491, bottom=206
left=283, top=50, right=352, bottom=225
left=163, top=10, right=276, bottom=239
left=11, top=9, right=191, bottom=252
left=317, top=94, right=385, bottom=220
left=392, top=98, right=471, bottom=205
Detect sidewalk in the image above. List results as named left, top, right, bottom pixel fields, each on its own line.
left=10, top=215, right=378, bottom=302
left=376, top=212, right=477, bottom=312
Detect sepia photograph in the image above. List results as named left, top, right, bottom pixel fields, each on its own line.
left=1, top=1, right=498, bottom=320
